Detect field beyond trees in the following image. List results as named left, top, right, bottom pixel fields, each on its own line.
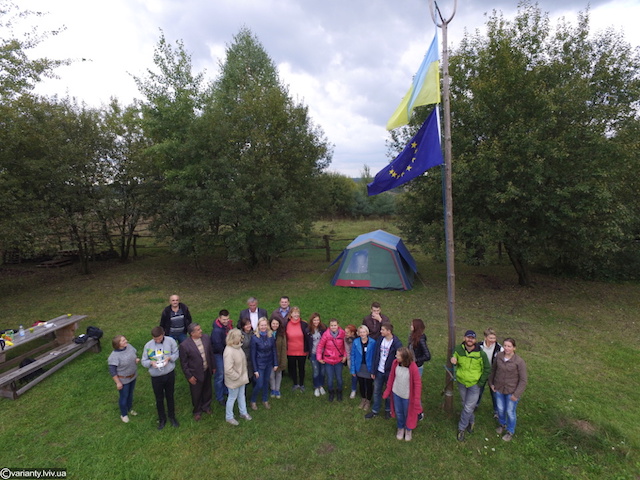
left=1, top=220, right=638, bottom=479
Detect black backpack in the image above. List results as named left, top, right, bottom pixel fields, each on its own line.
left=86, top=326, right=103, bottom=339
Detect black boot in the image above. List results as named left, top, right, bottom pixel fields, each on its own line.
left=337, top=389, right=343, bottom=402
left=328, top=389, right=335, bottom=402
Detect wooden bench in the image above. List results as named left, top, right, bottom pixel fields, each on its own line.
left=0, top=337, right=101, bottom=400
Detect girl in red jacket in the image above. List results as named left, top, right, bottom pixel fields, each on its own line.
left=383, top=347, right=422, bottom=441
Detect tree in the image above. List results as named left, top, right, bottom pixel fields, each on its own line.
left=197, top=28, right=332, bottom=265
left=351, top=165, right=397, bottom=218
left=314, top=172, right=357, bottom=218
left=397, top=1, right=640, bottom=284
left=0, top=0, right=69, bottom=101
left=101, top=99, right=152, bottom=261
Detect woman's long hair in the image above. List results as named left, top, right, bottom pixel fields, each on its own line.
left=410, top=319, right=425, bottom=348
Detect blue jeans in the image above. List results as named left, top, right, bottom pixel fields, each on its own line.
left=476, top=384, right=498, bottom=414
left=310, top=357, right=325, bottom=389
left=393, top=393, right=410, bottom=430
left=325, top=362, right=343, bottom=390
left=457, top=382, right=480, bottom=431
left=170, top=333, right=187, bottom=344
left=495, top=392, right=519, bottom=434
left=214, top=354, right=227, bottom=402
left=118, top=379, right=136, bottom=416
left=251, top=364, right=273, bottom=403
left=371, top=371, right=390, bottom=414
left=226, top=385, right=248, bottom=420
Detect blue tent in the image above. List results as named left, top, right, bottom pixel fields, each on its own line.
left=330, top=230, right=418, bottom=290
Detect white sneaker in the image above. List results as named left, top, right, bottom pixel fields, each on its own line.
left=129, top=410, right=138, bottom=416
left=350, top=390, right=356, bottom=399
left=319, top=387, right=326, bottom=395
left=314, top=388, right=320, bottom=397
left=121, top=415, right=129, bottom=423
left=226, top=418, right=239, bottom=426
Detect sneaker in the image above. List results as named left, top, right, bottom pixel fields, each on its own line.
left=350, top=390, right=357, bottom=399
left=314, top=388, right=320, bottom=397
left=157, top=420, right=166, bottom=430
left=502, top=432, right=513, bottom=442
left=240, top=414, right=252, bottom=421
left=404, top=429, right=413, bottom=442
left=250, top=402, right=258, bottom=411
left=170, top=418, right=180, bottom=428
left=292, top=385, right=300, bottom=391
left=319, top=386, right=326, bottom=395
left=128, top=410, right=138, bottom=416
left=396, top=428, right=405, bottom=440
left=418, top=412, right=424, bottom=421
left=299, top=385, right=305, bottom=393
left=263, top=402, right=271, bottom=410
left=496, top=424, right=505, bottom=435
left=276, top=391, right=281, bottom=399
left=364, top=411, right=378, bottom=419
left=120, top=415, right=129, bottom=423
left=384, top=411, right=391, bottom=420
left=457, top=430, right=465, bottom=442
left=466, top=422, right=475, bottom=434
left=226, top=418, right=239, bottom=426
left=271, top=390, right=277, bottom=397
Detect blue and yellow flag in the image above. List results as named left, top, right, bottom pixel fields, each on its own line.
left=386, top=32, right=440, bottom=131
left=368, top=107, right=443, bottom=196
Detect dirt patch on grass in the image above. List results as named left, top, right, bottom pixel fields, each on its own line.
left=316, top=443, right=336, bottom=455
left=572, top=419, right=597, bottom=434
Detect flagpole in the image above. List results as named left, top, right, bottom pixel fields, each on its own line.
left=429, top=0, right=457, bottom=415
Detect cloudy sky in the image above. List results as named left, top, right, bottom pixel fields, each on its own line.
left=14, top=0, right=640, bottom=176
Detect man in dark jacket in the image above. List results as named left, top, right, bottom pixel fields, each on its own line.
left=362, top=302, right=390, bottom=340
left=365, top=322, right=402, bottom=420
left=237, top=297, right=268, bottom=330
left=160, top=294, right=192, bottom=344
left=179, top=323, right=214, bottom=421
left=211, top=310, right=232, bottom=405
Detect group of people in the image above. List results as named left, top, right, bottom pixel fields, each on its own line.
left=451, top=328, right=528, bottom=442
left=108, top=295, right=527, bottom=442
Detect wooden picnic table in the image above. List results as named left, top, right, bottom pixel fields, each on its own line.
left=0, top=314, right=100, bottom=399
left=1, top=314, right=85, bottom=364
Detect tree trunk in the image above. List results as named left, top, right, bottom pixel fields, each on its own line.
left=504, top=243, right=531, bottom=286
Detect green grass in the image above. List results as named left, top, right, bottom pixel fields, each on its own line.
left=1, top=220, right=638, bottom=480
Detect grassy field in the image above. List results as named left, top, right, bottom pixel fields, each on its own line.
left=1, top=219, right=638, bottom=480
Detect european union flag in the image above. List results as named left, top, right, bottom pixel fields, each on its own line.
left=368, top=107, right=443, bottom=196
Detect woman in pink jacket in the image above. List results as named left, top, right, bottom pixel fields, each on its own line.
left=383, top=347, right=422, bottom=441
left=316, top=318, right=346, bottom=402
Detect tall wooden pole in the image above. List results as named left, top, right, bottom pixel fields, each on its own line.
left=429, top=0, right=457, bottom=414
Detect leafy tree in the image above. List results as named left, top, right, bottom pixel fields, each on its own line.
left=352, top=165, right=397, bottom=218
left=0, top=0, right=69, bottom=101
left=314, top=171, right=357, bottom=218
left=397, top=1, right=640, bottom=284
left=133, top=32, right=215, bottom=259
left=101, top=99, right=152, bottom=261
left=197, top=28, right=332, bottom=265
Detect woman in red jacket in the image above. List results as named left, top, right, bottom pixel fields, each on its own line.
left=316, top=318, right=346, bottom=402
left=383, top=347, right=422, bottom=441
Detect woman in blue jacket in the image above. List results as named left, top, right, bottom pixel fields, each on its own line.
left=250, top=318, right=278, bottom=410
left=351, top=325, right=376, bottom=411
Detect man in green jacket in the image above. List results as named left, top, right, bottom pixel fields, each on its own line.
left=450, top=330, right=491, bottom=441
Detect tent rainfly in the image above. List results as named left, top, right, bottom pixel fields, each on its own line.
left=330, top=230, right=418, bottom=290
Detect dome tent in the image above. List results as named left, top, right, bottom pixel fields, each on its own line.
left=330, top=230, right=417, bottom=290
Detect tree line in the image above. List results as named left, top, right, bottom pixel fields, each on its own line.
left=394, top=2, right=640, bottom=284
left=1, top=2, right=395, bottom=273
left=3, top=1, right=638, bottom=284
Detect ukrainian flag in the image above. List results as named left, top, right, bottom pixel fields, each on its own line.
left=386, top=32, right=440, bottom=131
